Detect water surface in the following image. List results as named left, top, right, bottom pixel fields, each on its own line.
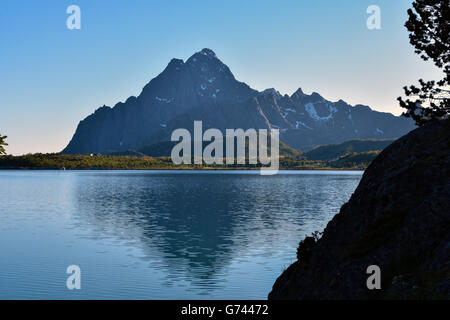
left=0, top=170, right=362, bottom=299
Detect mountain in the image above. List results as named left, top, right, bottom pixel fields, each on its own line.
left=328, top=151, right=381, bottom=168
left=107, top=137, right=303, bottom=158
left=269, top=119, right=450, bottom=299
left=62, top=49, right=415, bottom=154
left=304, top=139, right=395, bottom=161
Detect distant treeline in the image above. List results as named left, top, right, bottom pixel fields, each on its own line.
left=0, top=152, right=377, bottom=170
left=0, top=139, right=391, bottom=170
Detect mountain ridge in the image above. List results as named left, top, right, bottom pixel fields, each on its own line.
left=304, top=139, right=396, bottom=161
left=63, top=48, right=415, bottom=154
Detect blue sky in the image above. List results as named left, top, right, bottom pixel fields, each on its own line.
left=0, top=0, right=443, bottom=155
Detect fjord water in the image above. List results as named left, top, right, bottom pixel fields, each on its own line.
left=0, top=170, right=362, bottom=299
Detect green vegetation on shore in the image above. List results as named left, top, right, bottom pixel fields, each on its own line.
left=0, top=152, right=375, bottom=170
left=303, top=139, right=394, bottom=161
left=325, top=151, right=381, bottom=169
left=0, top=138, right=391, bottom=170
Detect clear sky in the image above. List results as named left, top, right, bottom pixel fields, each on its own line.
left=0, top=0, right=443, bottom=155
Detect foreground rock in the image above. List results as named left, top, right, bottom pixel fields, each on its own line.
left=269, top=119, right=450, bottom=299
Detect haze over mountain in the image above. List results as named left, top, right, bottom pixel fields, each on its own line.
left=63, top=49, right=415, bottom=154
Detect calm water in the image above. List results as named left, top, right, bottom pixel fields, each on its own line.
left=0, top=170, right=362, bottom=299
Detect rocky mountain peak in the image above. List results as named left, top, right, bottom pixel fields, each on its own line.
left=310, top=92, right=324, bottom=101
left=186, top=48, right=221, bottom=65
left=261, top=88, right=282, bottom=99
left=166, top=58, right=184, bottom=68
left=291, top=88, right=305, bottom=100
left=62, top=48, right=415, bottom=155
left=199, top=48, right=217, bottom=57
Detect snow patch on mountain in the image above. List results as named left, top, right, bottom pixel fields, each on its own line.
left=305, top=103, right=337, bottom=121
left=155, top=96, right=173, bottom=103
left=295, top=121, right=313, bottom=130
left=328, top=103, right=337, bottom=113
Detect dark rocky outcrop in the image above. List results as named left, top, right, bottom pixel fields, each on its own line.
left=63, top=49, right=415, bottom=154
left=269, top=119, right=450, bottom=299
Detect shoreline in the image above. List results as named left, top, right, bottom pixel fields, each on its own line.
left=0, top=167, right=364, bottom=171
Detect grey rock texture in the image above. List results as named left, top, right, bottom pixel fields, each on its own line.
left=269, top=119, right=450, bottom=299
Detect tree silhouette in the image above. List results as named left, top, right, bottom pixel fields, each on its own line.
left=398, top=0, right=449, bottom=126
left=0, top=134, right=8, bottom=155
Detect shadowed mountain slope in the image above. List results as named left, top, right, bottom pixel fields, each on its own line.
left=63, top=49, right=415, bottom=154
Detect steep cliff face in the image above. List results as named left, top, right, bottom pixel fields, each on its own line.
left=269, top=119, right=450, bottom=299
